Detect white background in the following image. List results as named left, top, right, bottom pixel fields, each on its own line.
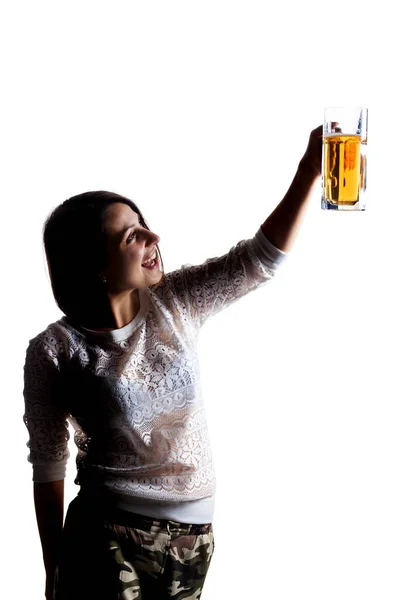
left=2, top=1, right=400, bottom=598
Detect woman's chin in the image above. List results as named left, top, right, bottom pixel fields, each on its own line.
left=145, top=268, right=164, bottom=287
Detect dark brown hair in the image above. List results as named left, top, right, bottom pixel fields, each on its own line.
left=43, top=191, right=163, bottom=327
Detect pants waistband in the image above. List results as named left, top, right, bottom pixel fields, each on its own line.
left=73, top=493, right=212, bottom=536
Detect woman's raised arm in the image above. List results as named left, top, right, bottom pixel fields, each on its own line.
left=261, top=125, right=323, bottom=252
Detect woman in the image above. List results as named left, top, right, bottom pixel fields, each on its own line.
left=23, top=126, right=322, bottom=599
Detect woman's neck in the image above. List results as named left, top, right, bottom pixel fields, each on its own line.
left=78, top=289, right=140, bottom=331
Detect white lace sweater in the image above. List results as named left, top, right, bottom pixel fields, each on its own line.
left=23, top=228, right=286, bottom=522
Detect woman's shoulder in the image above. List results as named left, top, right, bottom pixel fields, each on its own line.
left=149, top=268, right=199, bottom=316
left=27, top=317, right=82, bottom=361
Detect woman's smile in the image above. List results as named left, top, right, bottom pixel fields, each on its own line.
left=141, top=249, right=159, bottom=269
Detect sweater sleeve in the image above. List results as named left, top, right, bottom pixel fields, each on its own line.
left=164, top=228, right=287, bottom=328
left=23, top=336, right=70, bottom=482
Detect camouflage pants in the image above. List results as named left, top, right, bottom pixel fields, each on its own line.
left=55, top=496, right=214, bottom=600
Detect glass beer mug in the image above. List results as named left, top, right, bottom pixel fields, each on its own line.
left=321, top=107, right=368, bottom=211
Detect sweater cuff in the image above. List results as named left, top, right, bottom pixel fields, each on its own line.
left=252, top=227, right=288, bottom=271
left=32, top=463, right=67, bottom=483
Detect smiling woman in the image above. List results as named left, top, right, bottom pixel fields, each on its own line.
left=22, top=127, right=322, bottom=600
left=43, top=191, right=164, bottom=331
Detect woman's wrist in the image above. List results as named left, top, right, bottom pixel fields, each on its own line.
left=297, top=155, right=321, bottom=180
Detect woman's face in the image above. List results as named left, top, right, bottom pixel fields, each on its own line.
left=102, top=202, right=162, bottom=292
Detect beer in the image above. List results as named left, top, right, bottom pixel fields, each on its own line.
left=323, top=133, right=367, bottom=206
